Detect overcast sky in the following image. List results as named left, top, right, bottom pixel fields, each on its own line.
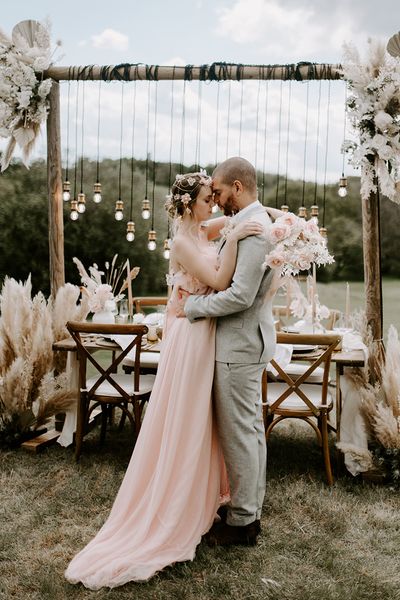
left=2, top=0, right=398, bottom=184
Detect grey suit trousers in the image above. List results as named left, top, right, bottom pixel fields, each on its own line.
left=213, top=360, right=266, bottom=526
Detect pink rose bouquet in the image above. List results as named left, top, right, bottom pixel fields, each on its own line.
left=263, top=212, right=334, bottom=276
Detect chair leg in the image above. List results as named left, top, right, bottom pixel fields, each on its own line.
left=100, top=404, right=108, bottom=444
left=118, top=402, right=128, bottom=431
left=75, top=396, right=88, bottom=461
left=320, top=411, right=334, bottom=486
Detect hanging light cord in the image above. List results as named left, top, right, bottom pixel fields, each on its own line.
left=313, top=79, right=322, bottom=204
left=301, top=81, right=310, bottom=207
left=322, top=81, right=332, bottom=228
left=275, top=80, right=284, bottom=208
left=151, top=82, right=158, bottom=230
left=261, top=80, right=269, bottom=205
left=341, top=82, right=347, bottom=176
left=65, top=80, right=71, bottom=182
left=179, top=80, right=186, bottom=172
left=284, top=80, right=292, bottom=204
left=129, top=81, right=137, bottom=221
left=238, top=79, right=244, bottom=155
left=225, top=80, right=231, bottom=159
left=145, top=80, right=151, bottom=199
left=254, top=78, right=262, bottom=182
left=80, top=83, right=85, bottom=193
left=118, top=83, right=124, bottom=201
left=96, top=80, right=101, bottom=183
left=215, top=83, right=220, bottom=167
left=73, top=80, right=80, bottom=199
left=195, top=79, right=203, bottom=169
left=167, top=73, right=175, bottom=191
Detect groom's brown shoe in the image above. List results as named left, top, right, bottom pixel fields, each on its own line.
left=205, top=520, right=261, bottom=547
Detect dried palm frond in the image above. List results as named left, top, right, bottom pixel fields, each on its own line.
left=335, top=442, right=374, bottom=471
left=0, top=358, right=33, bottom=426
left=373, top=403, right=400, bottom=449
left=118, top=267, right=140, bottom=294
left=33, top=372, right=75, bottom=429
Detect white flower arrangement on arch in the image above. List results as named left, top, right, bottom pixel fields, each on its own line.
left=341, top=35, right=400, bottom=204
left=0, top=20, right=55, bottom=171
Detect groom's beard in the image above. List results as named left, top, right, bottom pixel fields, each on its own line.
left=221, top=193, right=239, bottom=216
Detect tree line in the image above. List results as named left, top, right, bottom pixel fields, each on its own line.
left=0, top=157, right=399, bottom=296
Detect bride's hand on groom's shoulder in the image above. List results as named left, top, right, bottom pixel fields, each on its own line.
left=229, top=220, right=264, bottom=242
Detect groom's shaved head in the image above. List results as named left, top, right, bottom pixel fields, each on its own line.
left=212, top=157, right=257, bottom=194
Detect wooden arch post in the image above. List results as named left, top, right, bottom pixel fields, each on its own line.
left=46, top=80, right=65, bottom=297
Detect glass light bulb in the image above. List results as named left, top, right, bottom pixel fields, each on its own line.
left=115, top=210, right=124, bottom=221
left=77, top=202, right=86, bottom=214
left=338, top=186, right=348, bottom=197
left=93, top=192, right=102, bottom=204
left=142, top=208, right=150, bottom=220
left=70, top=210, right=79, bottom=221
left=148, top=240, right=157, bottom=251
left=62, top=191, right=71, bottom=202
left=163, top=248, right=170, bottom=260
left=211, top=204, right=219, bottom=214
left=126, top=231, right=135, bottom=242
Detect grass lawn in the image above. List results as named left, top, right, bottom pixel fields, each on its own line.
left=316, top=278, right=400, bottom=336
left=1, top=418, right=400, bottom=600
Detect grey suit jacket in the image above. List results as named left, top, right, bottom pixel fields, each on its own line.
left=185, top=202, right=277, bottom=364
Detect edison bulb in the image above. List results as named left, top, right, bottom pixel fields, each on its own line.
left=93, top=192, right=102, bottom=203
left=148, top=240, right=157, bottom=251
left=70, top=210, right=79, bottom=221
left=115, top=210, right=124, bottom=221
left=338, top=186, right=348, bottom=197
left=62, top=190, right=71, bottom=202
left=126, top=231, right=135, bottom=242
left=142, top=208, right=150, bottom=219
left=163, top=248, right=170, bottom=259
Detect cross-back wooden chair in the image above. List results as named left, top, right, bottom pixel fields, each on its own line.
left=133, top=296, right=168, bottom=314
left=262, top=332, right=342, bottom=485
left=66, top=321, right=156, bottom=461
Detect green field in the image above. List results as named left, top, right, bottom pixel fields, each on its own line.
left=309, top=278, right=399, bottom=337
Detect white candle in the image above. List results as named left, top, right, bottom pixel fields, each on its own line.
left=345, top=282, right=350, bottom=328
left=312, top=263, right=317, bottom=295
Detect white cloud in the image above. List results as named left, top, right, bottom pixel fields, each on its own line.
left=91, top=28, right=129, bottom=51
left=215, top=0, right=366, bottom=62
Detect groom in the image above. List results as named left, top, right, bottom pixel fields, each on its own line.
left=183, top=157, right=277, bottom=546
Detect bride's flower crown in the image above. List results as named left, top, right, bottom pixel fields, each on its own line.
left=165, top=170, right=212, bottom=218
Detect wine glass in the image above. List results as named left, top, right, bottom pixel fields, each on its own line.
left=119, top=299, right=129, bottom=322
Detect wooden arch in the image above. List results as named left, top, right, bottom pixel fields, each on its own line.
left=43, top=62, right=382, bottom=342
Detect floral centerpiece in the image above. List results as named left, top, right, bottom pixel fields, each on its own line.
left=263, top=212, right=334, bottom=276
left=73, top=255, right=140, bottom=319
left=0, top=20, right=55, bottom=171
left=341, top=35, right=400, bottom=203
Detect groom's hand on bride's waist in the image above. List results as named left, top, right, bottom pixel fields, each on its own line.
left=176, top=287, right=190, bottom=318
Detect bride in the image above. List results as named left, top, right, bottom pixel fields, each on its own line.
left=65, top=171, right=263, bottom=589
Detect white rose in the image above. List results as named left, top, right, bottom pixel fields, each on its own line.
left=374, top=110, right=393, bottom=132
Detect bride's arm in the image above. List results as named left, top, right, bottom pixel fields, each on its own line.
left=202, top=216, right=228, bottom=241
left=173, top=221, right=264, bottom=292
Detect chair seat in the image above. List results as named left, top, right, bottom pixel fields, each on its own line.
left=273, top=362, right=325, bottom=383
left=87, top=373, right=155, bottom=397
left=123, top=351, right=160, bottom=369
left=265, top=382, right=333, bottom=411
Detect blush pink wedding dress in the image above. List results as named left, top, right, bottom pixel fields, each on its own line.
left=65, top=246, right=228, bottom=589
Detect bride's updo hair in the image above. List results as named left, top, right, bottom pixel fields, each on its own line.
left=165, top=172, right=212, bottom=219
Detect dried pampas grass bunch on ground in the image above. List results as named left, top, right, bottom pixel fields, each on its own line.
left=347, top=311, right=400, bottom=484
left=0, top=277, right=87, bottom=447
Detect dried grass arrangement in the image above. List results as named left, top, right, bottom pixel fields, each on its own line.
left=0, top=277, right=88, bottom=448
left=346, top=311, right=400, bottom=484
